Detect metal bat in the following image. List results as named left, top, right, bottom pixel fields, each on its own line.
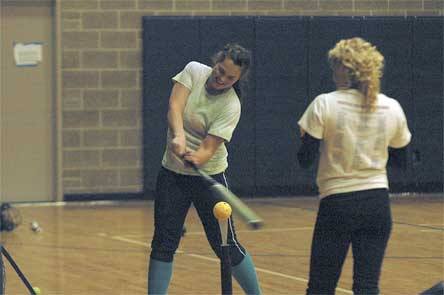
left=191, top=165, right=264, bottom=229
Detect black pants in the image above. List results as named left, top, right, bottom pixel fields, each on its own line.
left=150, top=167, right=246, bottom=265
left=307, top=189, right=392, bottom=295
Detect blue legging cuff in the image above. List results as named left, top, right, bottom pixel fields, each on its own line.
left=148, top=258, right=173, bottom=295
left=232, top=252, right=262, bottom=295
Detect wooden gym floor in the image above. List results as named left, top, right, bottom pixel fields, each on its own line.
left=1, top=194, right=443, bottom=294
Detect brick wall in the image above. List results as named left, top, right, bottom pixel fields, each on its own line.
left=60, top=0, right=443, bottom=195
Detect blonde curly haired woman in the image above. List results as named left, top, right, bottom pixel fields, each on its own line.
left=298, top=37, right=411, bottom=294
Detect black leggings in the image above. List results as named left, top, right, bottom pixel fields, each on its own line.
left=150, top=167, right=246, bottom=265
left=307, top=189, right=392, bottom=295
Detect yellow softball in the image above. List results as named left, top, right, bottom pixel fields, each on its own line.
left=213, top=202, right=232, bottom=220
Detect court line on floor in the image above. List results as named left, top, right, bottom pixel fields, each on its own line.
left=120, top=227, right=313, bottom=240
left=395, top=221, right=444, bottom=231
left=419, top=224, right=444, bottom=227
left=184, top=227, right=313, bottom=236
left=100, top=233, right=353, bottom=294
left=420, top=229, right=444, bottom=233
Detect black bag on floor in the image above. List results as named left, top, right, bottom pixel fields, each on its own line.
left=0, top=203, right=22, bottom=232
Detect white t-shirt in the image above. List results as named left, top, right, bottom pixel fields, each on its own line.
left=162, top=61, right=241, bottom=175
left=298, top=89, right=412, bottom=198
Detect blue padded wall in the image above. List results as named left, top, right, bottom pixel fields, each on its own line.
left=411, top=17, right=443, bottom=191
left=142, top=16, right=443, bottom=196
left=255, top=17, right=311, bottom=194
